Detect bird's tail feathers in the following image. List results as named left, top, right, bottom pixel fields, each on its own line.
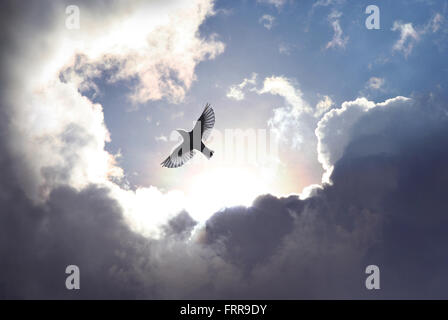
left=202, top=146, right=214, bottom=159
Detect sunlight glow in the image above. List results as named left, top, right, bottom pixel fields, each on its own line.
left=184, top=166, right=274, bottom=222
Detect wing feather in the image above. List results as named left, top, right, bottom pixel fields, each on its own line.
left=193, top=103, right=215, bottom=140
left=161, top=145, right=196, bottom=168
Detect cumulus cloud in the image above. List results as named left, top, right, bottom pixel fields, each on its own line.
left=259, top=14, right=275, bottom=30
left=314, top=95, right=334, bottom=118
left=326, top=11, right=348, bottom=50
left=315, top=96, right=410, bottom=183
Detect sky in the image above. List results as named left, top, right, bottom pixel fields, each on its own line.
left=1, top=0, right=448, bottom=299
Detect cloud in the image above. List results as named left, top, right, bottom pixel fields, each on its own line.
left=256, top=76, right=314, bottom=149
left=226, top=86, right=245, bottom=101
left=0, top=167, right=239, bottom=298
left=255, top=76, right=324, bottom=189
left=306, top=0, right=345, bottom=32
left=391, top=22, right=420, bottom=57
left=392, top=13, right=444, bottom=57
left=314, top=95, right=334, bottom=118
left=359, top=77, right=386, bottom=97
left=40, top=1, right=224, bottom=105
left=326, top=11, right=348, bottom=50
left=257, top=76, right=312, bottom=116
left=425, top=13, right=444, bottom=33
left=315, top=96, right=410, bottom=183
left=259, top=14, right=275, bottom=30
left=226, top=73, right=257, bottom=101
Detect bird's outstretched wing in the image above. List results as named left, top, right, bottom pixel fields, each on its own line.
left=193, top=103, right=215, bottom=140
left=161, top=144, right=196, bottom=168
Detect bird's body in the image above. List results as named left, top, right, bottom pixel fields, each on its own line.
left=161, top=103, right=215, bottom=168
left=176, top=130, right=214, bottom=158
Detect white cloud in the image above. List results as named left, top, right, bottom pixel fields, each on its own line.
left=314, top=95, right=334, bottom=118
left=226, top=73, right=257, bottom=101
left=326, top=11, right=348, bottom=50
left=257, top=76, right=312, bottom=116
left=60, top=1, right=225, bottom=105
left=256, top=76, right=313, bottom=149
left=259, top=14, right=275, bottom=30
left=392, top=13, right=444, bottom=57
left=391, top=22, right=420, bottom=57
left=299, top=183, right=323, bottom=200
left=226, top=86, right=245, bottom=101
left=315, top=96, right=411, bottom=183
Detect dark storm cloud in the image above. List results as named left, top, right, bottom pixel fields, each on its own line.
left=341, top=94, right=448, bottom=298
left=204, top=195, right=297, bottom=271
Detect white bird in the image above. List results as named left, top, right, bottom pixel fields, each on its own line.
left=161, top=103, right=215, bottom=168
